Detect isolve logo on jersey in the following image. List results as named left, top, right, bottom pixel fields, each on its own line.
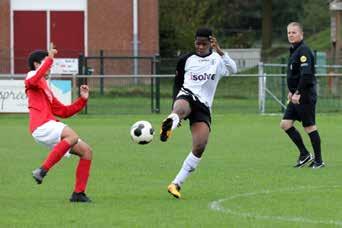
left=190, top=72, right=216, bottom=81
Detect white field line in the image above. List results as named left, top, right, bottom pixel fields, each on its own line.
left=209, top=185, right=342, bottom=226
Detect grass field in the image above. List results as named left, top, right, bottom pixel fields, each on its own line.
left=1, top=113, right=342, bottom=227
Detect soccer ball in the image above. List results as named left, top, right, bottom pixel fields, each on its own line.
left=130, top=120, right=155, bottom=144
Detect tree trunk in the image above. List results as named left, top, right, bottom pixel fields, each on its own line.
left=262, top=0, right=272, bottom=59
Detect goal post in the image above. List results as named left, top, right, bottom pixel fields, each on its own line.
left=258, top=63, right=289, bottom=114
left=259, top=62, right=342, bottom=114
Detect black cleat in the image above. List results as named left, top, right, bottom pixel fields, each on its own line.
left=308, top=161, right=325, bottom=169
left=293, top=153, right=313, bottom=168
left=32, top=167, right=47, bottom=184
left=69, top=192, right=92, bottom=203
left=160, top=118, right=173, bottom=142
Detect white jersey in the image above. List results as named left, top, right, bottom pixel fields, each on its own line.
left=174, top=51, right=237, bottom=111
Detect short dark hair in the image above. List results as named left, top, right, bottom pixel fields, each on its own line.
left=195, top=27, right=212, bottom=39
left=28, top=50, right=48, bottom=70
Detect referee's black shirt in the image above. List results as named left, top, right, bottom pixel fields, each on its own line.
left=287, top=40, right=317, bottom=103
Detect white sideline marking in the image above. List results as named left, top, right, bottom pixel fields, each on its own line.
left=209, top=185, right=342, bottom=226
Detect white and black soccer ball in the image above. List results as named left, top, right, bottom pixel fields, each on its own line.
left=130, top=120, right=155, bottom=144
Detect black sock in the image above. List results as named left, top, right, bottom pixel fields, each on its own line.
left=285, top=127, right=309, bottom=156
left=309, top=130, right=322, bottom=163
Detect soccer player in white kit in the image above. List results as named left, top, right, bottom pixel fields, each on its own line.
left=160, top=28, right=237, bottom=198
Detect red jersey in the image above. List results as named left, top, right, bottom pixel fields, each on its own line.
left=25, top=57, right=87, bottom=133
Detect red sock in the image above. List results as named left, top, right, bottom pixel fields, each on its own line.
left=42, top=140, right=71, bottom=171
left=74, top=159, right=92, bottom=193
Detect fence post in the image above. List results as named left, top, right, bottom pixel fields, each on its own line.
left=78, top=54, right=84, bottom=75
left=281, top=57, right=286, bottom=112
left=151, top=75, right=154, bottom=113
left=78, top=54, right=84, bottom=93
left=155, top=76, right=160, bottom=113
left=150, top=56, right=154, bottom=113
left=78, top=54, right=88, bottom=114
left=258, top=62, right=266, bottom=114
left=100, top=49, right=104, bottom=96
left=153, top=55, right=160, bottom=113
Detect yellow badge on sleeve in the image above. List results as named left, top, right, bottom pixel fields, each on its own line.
left=300, top=55, right=307, bottom=62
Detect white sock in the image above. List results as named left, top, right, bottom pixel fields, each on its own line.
left=168, top=113, right=180, bottom=130
left=172, top=152, right=201, bottom=187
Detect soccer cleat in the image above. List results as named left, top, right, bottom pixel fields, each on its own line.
left=293, top=153, right=313, bottom=168
left=308, top=161, right=325, bottom=169
left=167, top=183, right=181, bottom=199
left=32, top=167, right=47, bottom=184
left=160, top=118, right=173, bottom=142
left=69, top=192, right=92, bottom=203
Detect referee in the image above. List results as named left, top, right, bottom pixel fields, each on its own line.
left=280, top=22, right=324, bottom=169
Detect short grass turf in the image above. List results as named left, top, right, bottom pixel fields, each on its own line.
left=1, top=113, right=342, bottom=227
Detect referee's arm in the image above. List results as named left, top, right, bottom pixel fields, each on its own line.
left=296, top=48, right=315, bottom=94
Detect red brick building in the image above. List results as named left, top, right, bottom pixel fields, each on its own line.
left=0, top=0, right=159, bottom=74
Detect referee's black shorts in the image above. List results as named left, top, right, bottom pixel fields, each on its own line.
left=175, top=94, right=211, bottom=130
left=283, top=101, right=316, bottom=127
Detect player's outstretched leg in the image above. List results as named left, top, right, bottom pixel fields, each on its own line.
left=160, top=113, right=180, bottom=142
left=32, top=139, right=71, bottom=184
left=32, top=167, right=47, bottom=184
left=160, top=118, right=173, bottom=142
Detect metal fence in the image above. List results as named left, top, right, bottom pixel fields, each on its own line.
left=259, top=63, right=342, bottom=114
left=2, top=61, right=342, bottom=115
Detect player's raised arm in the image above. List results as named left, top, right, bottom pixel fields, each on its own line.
left=222, top=52, right=237, bottom=75
left=80, top=85, right=89, bottom=100
left=49, top=42, right=58, bottom=58
left=25, top=43, right=59, bottom=87
left=210, top=36, right=237, bottom=75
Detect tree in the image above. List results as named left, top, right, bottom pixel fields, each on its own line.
left=159, top=0, right=212, bottom=56
left=302, top=0, right=330, bottom=35
left=159, top=0, right=330, bottom=57
left=261, top=0, right=272, bottom=52
left=159, top=0, right=261, bottom=56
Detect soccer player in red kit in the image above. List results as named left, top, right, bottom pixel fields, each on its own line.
left=25, top=45, right=93, bottom=202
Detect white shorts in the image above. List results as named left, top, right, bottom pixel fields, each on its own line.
left=32, top=120, right=71, bottom=157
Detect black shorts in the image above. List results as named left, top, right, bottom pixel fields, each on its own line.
left=283, top=101, right=316, bottom=127
left=175, top=94, right=211, bottom=130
